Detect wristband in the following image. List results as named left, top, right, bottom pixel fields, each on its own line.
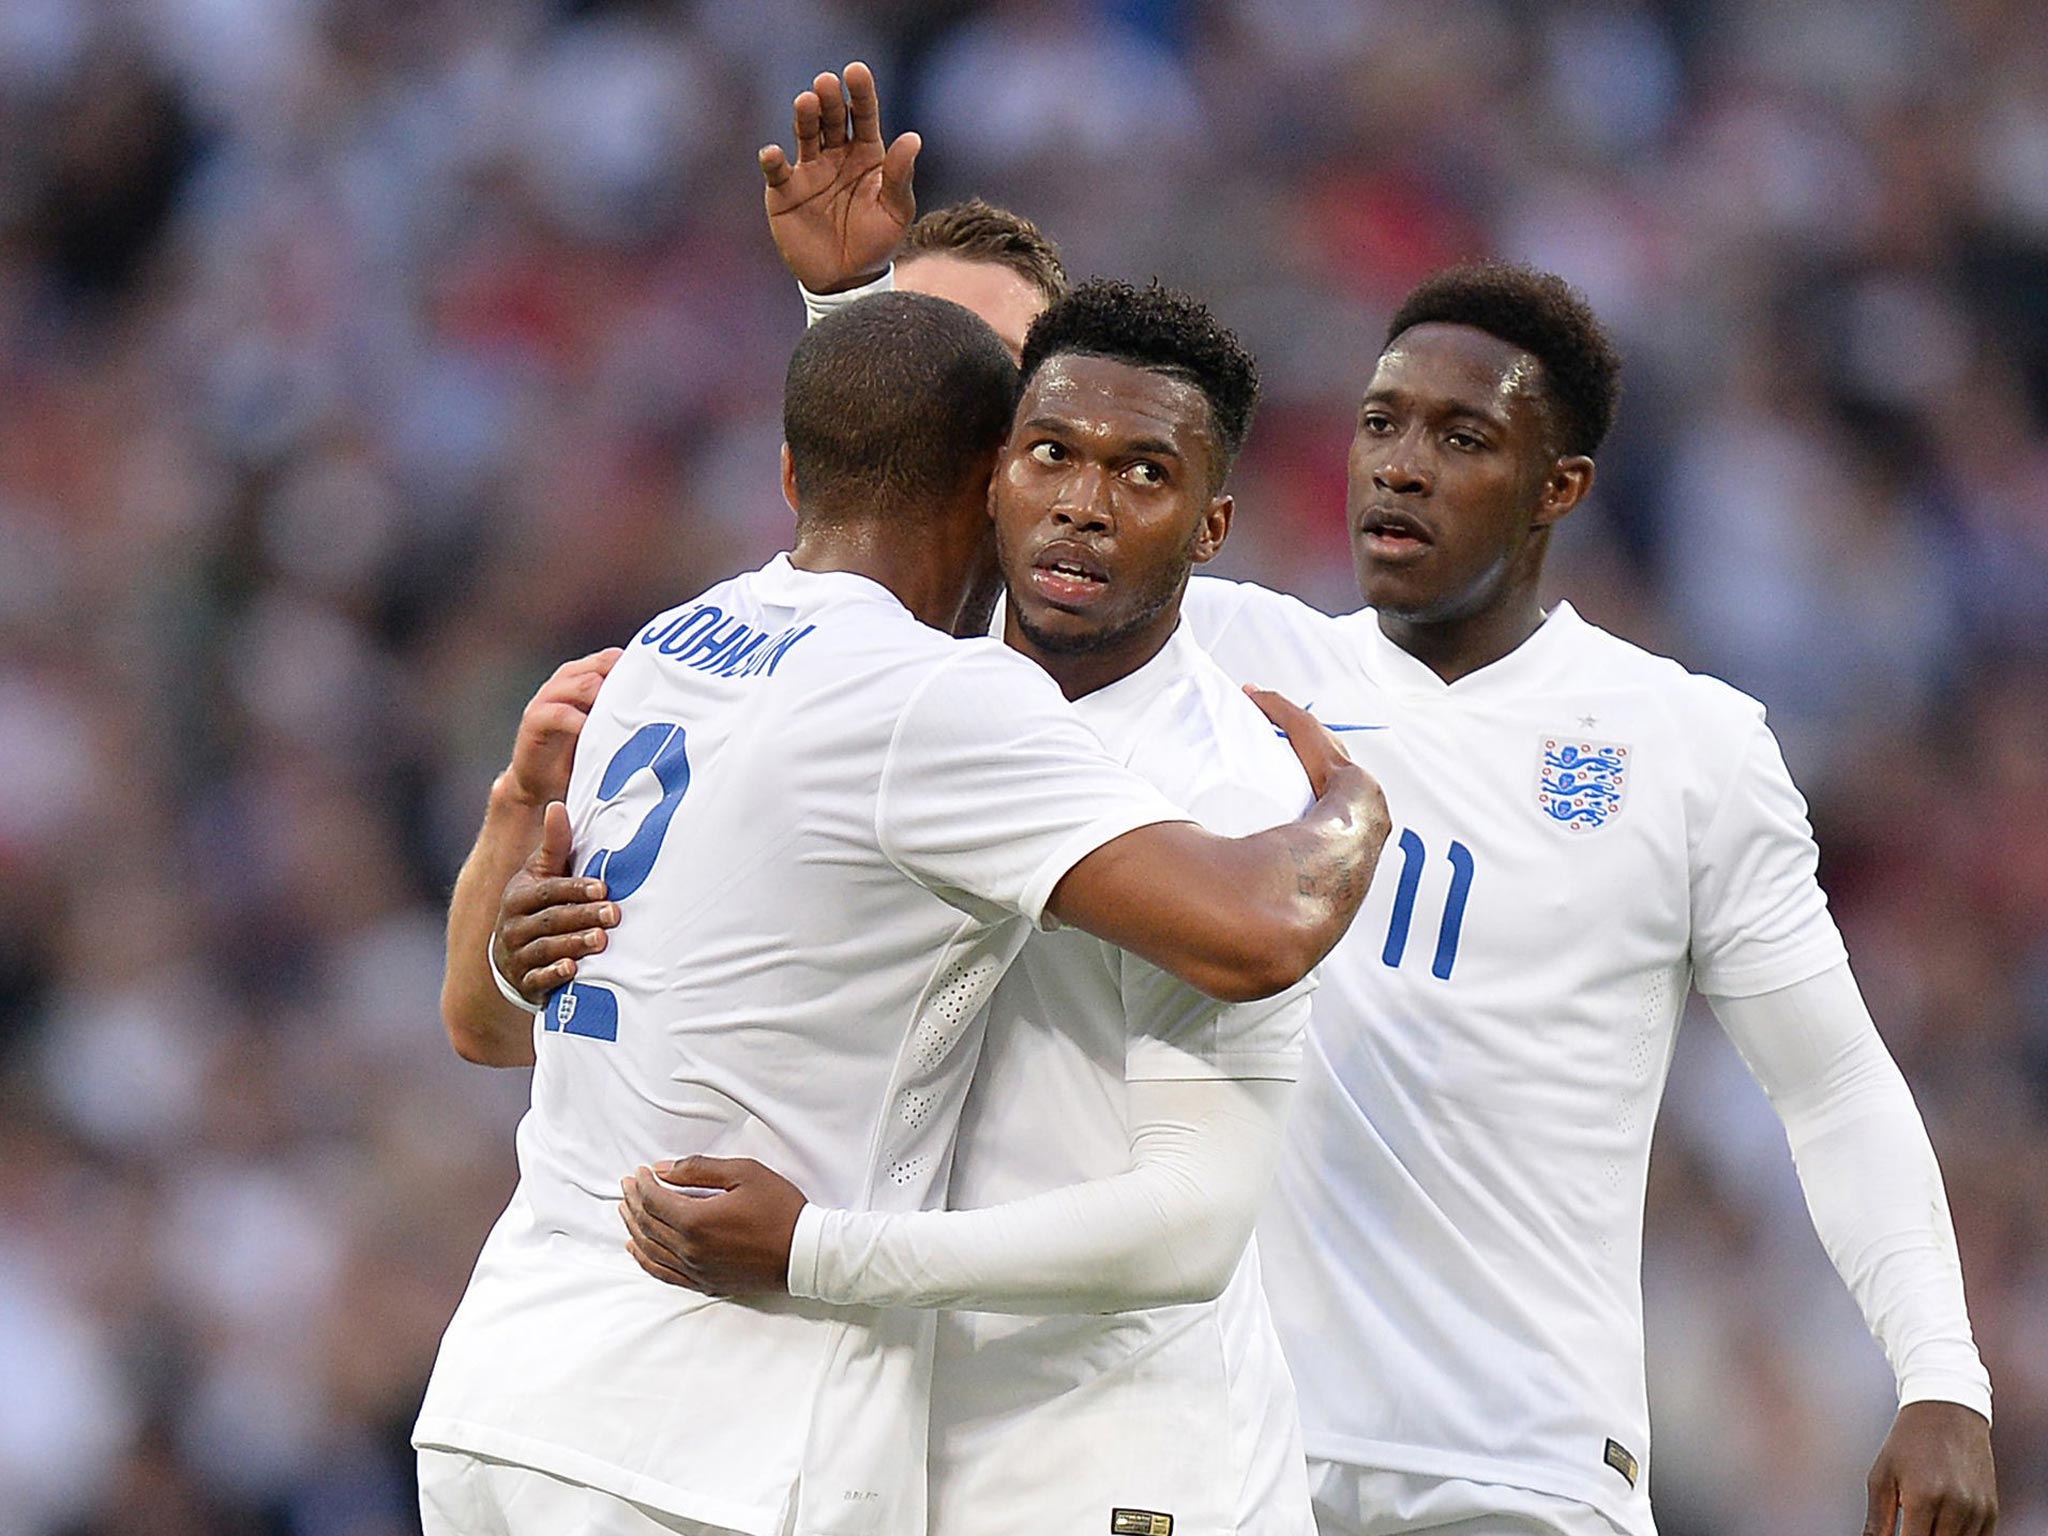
left=488, top=934, right=545, bottom=1015
left=800, top=266, right=895, bottom=327
left=787, top=1203, right=827, bottom=1299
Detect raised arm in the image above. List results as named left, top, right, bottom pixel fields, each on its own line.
left=760, top=61, right=919, bottom=294
left=441, top=648, right=620, bottom=1064
left=1046, top=688, right=1389, bottom=1003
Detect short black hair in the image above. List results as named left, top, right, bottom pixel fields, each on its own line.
left=1018, top=278, right=1260, bottom=488
left=901, top=198, right=1068, bottom=306
left=784, top=291, right=1019, bottom=520
left=1384, top=263, right=1621, bottom=458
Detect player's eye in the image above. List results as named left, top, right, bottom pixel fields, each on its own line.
left=1027, top=441, right=1066, bottom=466
left=1124, top=461, right=1167, bottom=487
left=1361, top=412, right=1395, bottom=435
left=1446, top=430, right=1485, bottom=451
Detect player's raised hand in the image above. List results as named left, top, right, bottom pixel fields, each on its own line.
left=492, top=801, right=618, bottom=1003
left=759, top=60, right=919, bottom=293
left=619, top=1157, right=807, bottom=1295
left=1863, top=1400, right=1997, bottom=1536
left=504, top=648, right=623, bottom=809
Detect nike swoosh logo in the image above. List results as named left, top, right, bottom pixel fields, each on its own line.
left=1295, top=700, right=1386, bottom=733
left=1271, top=723, right=1385, bottom=736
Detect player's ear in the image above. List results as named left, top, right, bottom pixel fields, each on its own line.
left=780, top=444, right=800, bottom=517
left=1533, top=456, right=1594, bottom=531
left=1191, top=493, right=1233, bottom=565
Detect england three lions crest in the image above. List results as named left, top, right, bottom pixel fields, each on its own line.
left=1537, top=737, right=1630, bottom=831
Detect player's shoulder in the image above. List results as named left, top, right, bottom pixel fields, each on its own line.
left=1562, top=607, right=1767, bottom=742
left=880, top=634, right=1086, bottom=762
left=1128, top=639, right=1312, bottom=835
left=613, top=560, right=1019, bottom=714
left=1183, top=575, right=1346, bottom=648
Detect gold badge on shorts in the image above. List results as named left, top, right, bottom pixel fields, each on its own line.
left=1603, top=1437, right=1640, bottom=1487
left=1110, top=1510, right=1173, bottom=1536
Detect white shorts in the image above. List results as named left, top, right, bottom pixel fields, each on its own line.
left=418, top=1448, right=744, bottom=1536
left=1307, top=1462, right=1629, bottom=1536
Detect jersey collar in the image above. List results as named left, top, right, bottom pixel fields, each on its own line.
left=1352, top=600, right=1584, bottom=699
left=755, top=551, right=912, bottom=614
left=1068, top=620, right=1203, bottom=759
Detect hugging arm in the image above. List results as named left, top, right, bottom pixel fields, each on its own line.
left=622, top=1074, right=1290, bottom=1311
left=1047, top=688, right=1388, bottom=1002
left=443, top=649, right=621, bottom=1065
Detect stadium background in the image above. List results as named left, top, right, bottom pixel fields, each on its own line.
left=0, top=0, right=2043, bottom=1532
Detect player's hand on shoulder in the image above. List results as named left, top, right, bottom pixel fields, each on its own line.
left=1865, top=1399, right=1997, bottom=1536
left=759, top=60, right=918, bottom=293
left=494, top=801, right=618, bottom=1003
left=620, top=1156, right=807, bottom=1295
left=502, top=647, right=623, bottom=810
left=1246, top=686, right=1391, bottom=835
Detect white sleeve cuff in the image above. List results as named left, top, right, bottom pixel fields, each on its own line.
left=787, top=1203, right=827, bottom=1299
left=1899, top=1368, right=1994, bottom=1425
left=800, top=266, right=895, bottom=327
left=488, top=935, right=544, bottom=1015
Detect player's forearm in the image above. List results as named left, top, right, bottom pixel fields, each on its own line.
left=1051, top=764, right=1387, bottom=1003
left=789, top=1078, right=1287, bottom=1314
left=441, top=774, right=545, bottom=1067
left=1711, top=966, right=1992, bottom=1418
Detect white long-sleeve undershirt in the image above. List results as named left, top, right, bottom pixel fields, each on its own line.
left=1708, top=961, right=1991, bottom=1420
left=800, top=268, right=896, bottom=326
left=787, top=1075, right=1288, bottom=1315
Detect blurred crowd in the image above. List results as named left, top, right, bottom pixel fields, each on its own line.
left=0, top=1, right=2042, bottom=1533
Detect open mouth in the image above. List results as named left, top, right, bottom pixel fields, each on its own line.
left=1358, top=508, right=1434, bottom=562
left=1029, top=546, right=1111, bottom=608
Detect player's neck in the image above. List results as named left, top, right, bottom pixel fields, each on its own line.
left=790, top=521, right=984, bottom=634
left=1003, top=607, right=1177, bottom=702
left=1377, top=587, right=1547, bottom=684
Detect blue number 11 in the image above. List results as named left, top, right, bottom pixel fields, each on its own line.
left=1380, top=829, right=1474, bottom=980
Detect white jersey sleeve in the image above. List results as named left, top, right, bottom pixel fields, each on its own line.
left=1688, top=704, right=1848, bottom=998
left=1711, top=964, right=1992, bottom=1420
left=789, top=1076, right=1290, bottom=1314
left=800, top=266, right=895, bottom=326
left=877, top=644, right=1190, bottom=927
left=1122, top=958, right=1310, bottom=1083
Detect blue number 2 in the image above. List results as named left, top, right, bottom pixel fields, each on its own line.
left=543, top=722, right=692, bottom=1042
left=1380, top=829, right=1474, bottom=981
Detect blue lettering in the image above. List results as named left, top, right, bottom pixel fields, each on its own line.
left=638, top=612, right=816, bottom=679
left=659, top=606, right=722, bottom=656
left=681, top=615, right=753, bottom=667
left=640, top=611, right=686, bottom=647
left=760, top=624, right=817, bottom=676
left=714, top=633, right=770, bottom=675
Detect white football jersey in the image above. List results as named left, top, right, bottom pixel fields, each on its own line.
left=1181, top=578, right=1847, bottom=1536
left=931, top=622, right=1316, bottom=1536
left=414, top=555, right=1186, bottom=1536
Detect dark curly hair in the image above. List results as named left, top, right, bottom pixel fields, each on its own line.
left=1384, top=263, right=1621, bottom=458
left=902, top=198, right=1068, bottom=307
left=1019, top=278, right=1260, bottom=489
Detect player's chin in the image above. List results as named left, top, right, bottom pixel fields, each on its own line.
left=1354, top=557, right=1441, bottom=613
left=1013, top=598, right=1117, bottom=655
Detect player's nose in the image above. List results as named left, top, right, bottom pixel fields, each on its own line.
left=1051, top=466, right=1113, bottom=532
left=1372, top=451, right=1431, bottom=497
